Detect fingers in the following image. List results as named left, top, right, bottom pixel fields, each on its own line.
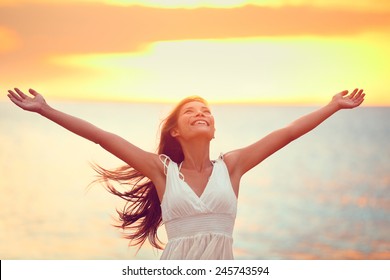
left=8, top=88, right=29, bottom=100
left=29, top=88, right=39, bottom=96
left=348, top=88, right=359, bottom=99
left=357, top=93, right=365, bottom=104
left=7, top=91, right=24, bottom=108
left=346, top=88, right=365, bottom=104
left=15, top=88, right=30, bottom=99
left=7, top=87, right=38, bottom=101
left=353, top=96, right=365, bottom=108
left=335, top=88, right=365, bottom=109
left=7, top=89, right=23, bottom=102
left=7, top=88, right=37, bottom=109
left=351, top=89, right=365, bottom=107
left=351, top=89, right=365, bottom=105
left=353, top=89, right=364, bottom=100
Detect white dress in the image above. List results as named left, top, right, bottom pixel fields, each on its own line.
left=159, top=154, right=237, bottom=260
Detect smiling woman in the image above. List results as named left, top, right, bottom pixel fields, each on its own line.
left=6, top=86, right=365, bottom=259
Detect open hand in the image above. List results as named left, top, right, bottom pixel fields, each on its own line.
left=7, top=88, right=47, bottom=113
left=331, top=88, right=365, bottom=110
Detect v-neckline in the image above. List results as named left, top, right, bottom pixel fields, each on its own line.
left=178, top=161, right=216, bottom=199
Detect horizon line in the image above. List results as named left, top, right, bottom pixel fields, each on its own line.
left=0, top=97, right=385, bottom=107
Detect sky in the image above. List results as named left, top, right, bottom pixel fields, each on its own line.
left=1, top=0, right=389, bottom=105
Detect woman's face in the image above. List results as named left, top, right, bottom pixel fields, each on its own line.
left=171, top=101, right=215, bottom=141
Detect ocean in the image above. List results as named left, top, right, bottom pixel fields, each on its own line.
left=0, top=101, right=389, bottom=259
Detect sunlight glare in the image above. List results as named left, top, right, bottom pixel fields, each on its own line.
left=101, top=0, right=390, bottom=11
left=104, top=0, right=250, bottom=8
left=47, top=35, right=389, bottom=104
left=2, top=0, right=390, bottom=12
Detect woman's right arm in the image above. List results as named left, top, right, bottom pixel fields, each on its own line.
left=7, top=88, right=163, bottom=181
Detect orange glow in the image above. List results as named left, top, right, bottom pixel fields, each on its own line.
left=0, top=1, right=389, bottom=105
left=3, top=0, right=390, bottom=11
left=0, top=27, right=20, bottom=53
left=44, top=35, right=390, bottom=105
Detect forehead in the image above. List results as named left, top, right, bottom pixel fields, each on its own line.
left=181, top=101, right=210, bottom=111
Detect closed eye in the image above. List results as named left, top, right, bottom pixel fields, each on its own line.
left=184, top=109, right=194, bottom=114
left=182, top=106, right=212, bottom=115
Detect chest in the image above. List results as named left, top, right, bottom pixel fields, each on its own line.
left=180, top=166, right=213, bottom=198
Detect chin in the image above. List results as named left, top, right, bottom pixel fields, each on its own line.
left=187, top=131, right=214, bottom=141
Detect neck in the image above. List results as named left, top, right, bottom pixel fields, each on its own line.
left=179, top=139, right=212, bottom=172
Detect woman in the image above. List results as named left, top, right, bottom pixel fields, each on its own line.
left=7, top=88, right=365, bottom=259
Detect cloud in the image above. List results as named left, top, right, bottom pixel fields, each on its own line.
left=1, top=3, right=389, bottom=104
left=1, top=3, right=389, bottom=57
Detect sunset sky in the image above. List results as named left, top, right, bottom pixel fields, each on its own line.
left=1, top=0, right=389, bottom=105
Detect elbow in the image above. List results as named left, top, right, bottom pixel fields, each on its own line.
left=89, top=134, right=101, bottom=145
left=91, top=130, right=109, bottom=146
left=95, top=136, right=108, bottom=147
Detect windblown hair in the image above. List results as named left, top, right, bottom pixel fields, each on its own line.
left=92, top=96, right=208, bottom=250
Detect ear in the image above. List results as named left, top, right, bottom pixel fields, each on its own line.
left=170, top=127, right=180, bottom=138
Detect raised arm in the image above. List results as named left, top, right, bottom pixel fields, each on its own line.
left=226, top=88, right=365, bottom=180
left=7, top=88, right=163, bottom=181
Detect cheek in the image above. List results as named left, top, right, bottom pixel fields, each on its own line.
left=210, top=117, right=216, bottom=129
left=178, top=116, right=190, bottom=129
left=174, top=117, right=190, bottom=135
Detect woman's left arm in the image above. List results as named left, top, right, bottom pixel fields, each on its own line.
left=226, top=88, right=365, bottom=177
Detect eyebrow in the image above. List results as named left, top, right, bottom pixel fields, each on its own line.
left=183, top=106, right=210, bottom=110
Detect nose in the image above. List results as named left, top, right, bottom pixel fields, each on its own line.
left=195, top=110, right=205, bottom=117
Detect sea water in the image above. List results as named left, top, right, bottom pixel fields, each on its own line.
left=0, top=101, right=389, bottom=259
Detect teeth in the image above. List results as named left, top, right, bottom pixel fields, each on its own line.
left=193, top=120, right=208, bottom=125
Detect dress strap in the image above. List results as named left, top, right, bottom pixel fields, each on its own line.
left=177, top=161, right=185, bottom=181
left=159, top=154, right=171, bottom=175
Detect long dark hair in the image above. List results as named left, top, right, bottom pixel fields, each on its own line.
left=92, top=96, right=208, bottom=250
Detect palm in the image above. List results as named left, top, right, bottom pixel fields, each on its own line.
left=7, top=88, right=46, bottom=112
left=333, top=89, right=365, bottom=109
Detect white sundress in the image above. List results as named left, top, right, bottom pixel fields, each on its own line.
left=159, top=154, right=237, bottom=260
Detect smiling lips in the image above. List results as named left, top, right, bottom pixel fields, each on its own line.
left=191, top=119, right=209, bottom=126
